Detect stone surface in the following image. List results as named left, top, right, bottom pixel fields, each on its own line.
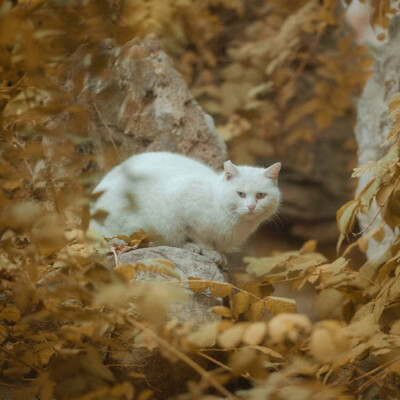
left=107, top=246, right=231, bottom=395
left=63, top=35, right=227, bottom=171
left=354, top=16, right=400, bottom=260
left=116, top=246, right=230, bottom=325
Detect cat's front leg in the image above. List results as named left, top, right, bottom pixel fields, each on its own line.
left=200, top=249, right=228, bottom=267
left=183, top=242, right=203, bottom=254
left=183, top=242, right=227, bottom=267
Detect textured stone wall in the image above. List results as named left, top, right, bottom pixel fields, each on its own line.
left=354, top=16, right=400, bottom=260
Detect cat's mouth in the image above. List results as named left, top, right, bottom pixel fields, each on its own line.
left=241, top=209, right=258, bottom=218
left=233, top=208, right=260, bottom=218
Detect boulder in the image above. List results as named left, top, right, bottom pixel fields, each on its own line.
left=115, top=246, right=230, bottom=325
left=106, top=246, right=231, bottom=396
left=63, top=35, right=227, bottom=171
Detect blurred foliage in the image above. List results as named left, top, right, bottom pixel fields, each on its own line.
left=172, top=0, right=372, bottom=165
left=2, top=0, right=400, bottom=399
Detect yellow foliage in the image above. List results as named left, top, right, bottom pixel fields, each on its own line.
left=1, top=0, right=400, bottom=398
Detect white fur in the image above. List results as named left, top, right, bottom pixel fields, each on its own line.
left=90, top=152, right=281, bottom=257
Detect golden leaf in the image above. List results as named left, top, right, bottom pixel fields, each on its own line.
left=208, top=282, right=234, bottom=298
left=228, top=347, right=258, bottom=375
left=0, top=325, right=7, bottom=344
left=242, top=322, right=267, bottom=346
left=312, top=288, right=343, bottom=319
left=337, top=200, right=360, bottom=235
left=231, top=291, right=251, bottom=319
left=137, top=283, right=187, bottom=324
left=300, top=239, right=317, bottom=254
left=250, top=345, right=284, bottom=359
left=135, top=259, right=179, bottom=278
left=36, top=347, right=56, bottom=366
left=310, top=321, right=351, bottom=363
left=114, top=264, right=137, bottom=281
left=187, top=322, right=219, bottom=348
left=336, top=200, right=360, bottom=251
left=137, top=390, right=155, bottom=400
left=3, top=367, right=31, bottom=377
left=188, top=277, right=208, bottom=293
left=269, top=314, right=312, bottom=343
left=217, top=324, right=245, bottom=348
left=264, top=296, right=297, bottom=316
left=246, top=301, right=265, bottom=321
left=109, top=382, right=135, bottom=398
left=211, top=306, right=233, bottom=318
left=2, top=179, right=23, bottom=191
left=0, top=305, right=21, bottom=323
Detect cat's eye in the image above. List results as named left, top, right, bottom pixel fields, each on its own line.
left=237, top=192, right=246, bottom=198
left=256, top=192, right=267, bottom=199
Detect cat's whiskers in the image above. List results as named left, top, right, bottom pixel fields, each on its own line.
left=225, top=208, right=240, bottom=218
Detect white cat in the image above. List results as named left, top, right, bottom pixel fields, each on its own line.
left=90, top=152, right=281, bottom=264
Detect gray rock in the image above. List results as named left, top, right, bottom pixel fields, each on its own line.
left=116, top=246, right=230, bottom=325
left=63, top=35, right=227, bottom=171
left=354, top=16, right=400, bottom=260
left=107, top=246, right=231, bottom=395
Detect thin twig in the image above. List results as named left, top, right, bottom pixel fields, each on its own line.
left=0, top=381, right=21, bottom=389
left=356, top=369, right=385, bottom=393
left=197, top=351, right=256, bottom=382
left=92, top=99, right=122, bottom=161
left=349, top=353, right=400, bottom=384
left=345, top=269, right=380, bottom=288
left=110, top=246, right=120, bottom=267
left=11, top=139, right=33, bottom=177
left=354, top=206, right=383, bottom=238
left=352, top=365, right=382, bottom=392
left=354, top=177, right=400, bottom=237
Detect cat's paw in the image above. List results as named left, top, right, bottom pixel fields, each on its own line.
left=183, top=242, right=227, bottom=267
left=183, top=242, right=203, bottom=254
left=200, top=249, right=227, bottom=267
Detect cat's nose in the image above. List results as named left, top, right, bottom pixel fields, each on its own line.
left=247, top=204, right=255, bottom=211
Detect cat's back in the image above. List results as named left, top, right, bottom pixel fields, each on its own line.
left=122, top=152, right=216, bottom=179
left=91, top=152, right=219, bottom=236
left=94, top=152, right=217, bottom=197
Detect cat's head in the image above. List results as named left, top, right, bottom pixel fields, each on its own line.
left=221, top=160, right=281, bottom=219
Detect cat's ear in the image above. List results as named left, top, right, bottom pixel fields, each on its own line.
left=224, top=160, right=239, bottom=180
left=264, top=162, right=281, bottom=181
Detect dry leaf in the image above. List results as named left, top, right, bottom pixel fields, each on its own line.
left=211, top=306, right=233, bottom=318
left=187, top=322, right=219, bottom=348
left=247, top=301, right=265, bottom=321
left=232, top=291, right=252, bottom=319
left=242, top=322, right=267, bottom=346
left=264, top=296, right=297, bottom=316
left=218, top=324, right=245, bottom=348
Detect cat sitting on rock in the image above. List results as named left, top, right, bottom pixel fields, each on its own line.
left=90, top=152, right=281, bottom=266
